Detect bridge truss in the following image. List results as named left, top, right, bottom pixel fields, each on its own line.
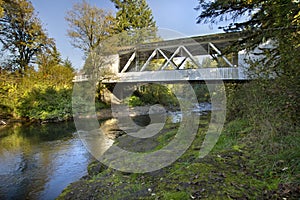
left=73, top=32, right=248, bottom=83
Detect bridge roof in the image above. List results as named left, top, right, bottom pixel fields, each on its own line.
left=118, top=32, right=244, bottom=55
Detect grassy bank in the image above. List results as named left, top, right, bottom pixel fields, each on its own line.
left=58, top=77, right=300, bottom=199
left=57, top=113, right=299, bottom=199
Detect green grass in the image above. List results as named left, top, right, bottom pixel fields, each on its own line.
left=57, top=116, right=299, bottom=199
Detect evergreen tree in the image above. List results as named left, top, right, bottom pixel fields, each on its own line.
left=63, top=58, right=74, bottom=71
left=82, top=0, right=157, bottom=76
left=111, top=0, right=156, bottom=33
left=37, top=46, right=62, bottom=70
left=196, top=1, right=300, bottom=136
left=196, top=0, right=300, bottom=77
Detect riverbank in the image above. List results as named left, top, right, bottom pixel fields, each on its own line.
left=0, top=117, right=29, bottom=127
left=57, top=117, right=300, bottom=199
left=96, top=105, right=175, bottom=120
left=0, top=105, right=171, bottom=126
left=0, top=117, right=74, bottom=130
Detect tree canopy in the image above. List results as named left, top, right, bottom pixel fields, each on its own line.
left=0, top=0, right=75, bottom=121
left=65, top=0, right=115, bottom=56
left=80, top=0, right=157, bottom=76
left=196, top=1, right=299, bottom=143
left=0, top=0, right=54, bottom=73
left=196, top=0, right=300, bottom=77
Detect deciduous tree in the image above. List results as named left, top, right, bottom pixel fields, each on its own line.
left=0, top=0, right=54, bottom=73
left=0, top=0, right=3, bottom=17
left=65, top=0, right=115, bottom=56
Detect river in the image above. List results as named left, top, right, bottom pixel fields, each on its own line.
left=0, top=121, right=92, bottom=200
left=0, top=103, right=212, bottom=199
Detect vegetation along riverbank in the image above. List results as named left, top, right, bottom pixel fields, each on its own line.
left=0, top=0, right=299, bottom=199
left=58, top=106, right=299, bottom=199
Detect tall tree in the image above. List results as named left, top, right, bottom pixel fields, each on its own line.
left=196, top=0, right=300, bottom=135
left=111, top=0, right=156, bottom=33
left=0, top=0, right=54, bottom=73
left=65, top=0, right=115, bottom=56
left=37, top=45, right=62, bottom=72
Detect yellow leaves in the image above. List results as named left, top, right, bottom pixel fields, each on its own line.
left=292, top=0, right=300, bottom=25
left=293, top=11, right=300, bottom=25
left=1, top=0, right=52, bottom=73
left=65, top=1, right=115, bottom=53
left=292, top=5, right=300, bottom=47
left=0, top=0, right=3, bottom=18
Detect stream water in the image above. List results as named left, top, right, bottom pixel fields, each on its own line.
left=0, top=103, right=211, bottom=199
left=0, top=121, right=92, bottom=200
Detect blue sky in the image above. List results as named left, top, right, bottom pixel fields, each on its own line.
left=31, top=0, right=225, bottom=70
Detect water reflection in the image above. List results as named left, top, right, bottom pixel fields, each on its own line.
left=0, top=122, right=92, bottom=200
left=0, top=107, right=210, bottom=199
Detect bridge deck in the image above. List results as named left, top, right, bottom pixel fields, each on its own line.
left=104, top=68, right=247, bottom=83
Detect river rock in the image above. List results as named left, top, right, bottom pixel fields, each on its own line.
left=0, top=120, right=7, bottom=125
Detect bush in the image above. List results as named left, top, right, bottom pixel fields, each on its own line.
left=16, top=86, right=72, bottom=121
left=138, top=84, right=179, bottom=107
left=0, top=64, right=74, bottom=121
left=124, top=95, right=144, bottom=107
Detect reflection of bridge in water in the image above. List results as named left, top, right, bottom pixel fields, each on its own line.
left=73, top=32, right=250, bottom=83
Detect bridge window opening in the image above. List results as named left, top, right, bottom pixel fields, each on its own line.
left=119, top=51, right=137, bottom=73
left=208, top=42, right=235, bottom=68
left=212, top=53, right=237, bottom=68
left=157, top=49, right=172, bottom=71
left=199, top=55, right=218, bottom=68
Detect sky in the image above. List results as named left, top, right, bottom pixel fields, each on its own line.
left=30, top=0, right=225, bottom=70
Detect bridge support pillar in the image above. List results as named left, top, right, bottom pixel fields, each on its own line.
left=112, top=83, right=137, bottom=101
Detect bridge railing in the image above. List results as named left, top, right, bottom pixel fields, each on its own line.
left=110, top=67, right=247, bottom=83
left=73, top=75, right=90, bottom=82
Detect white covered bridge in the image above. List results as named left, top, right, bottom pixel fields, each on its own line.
left=73, top=32, right=251, bottom=83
